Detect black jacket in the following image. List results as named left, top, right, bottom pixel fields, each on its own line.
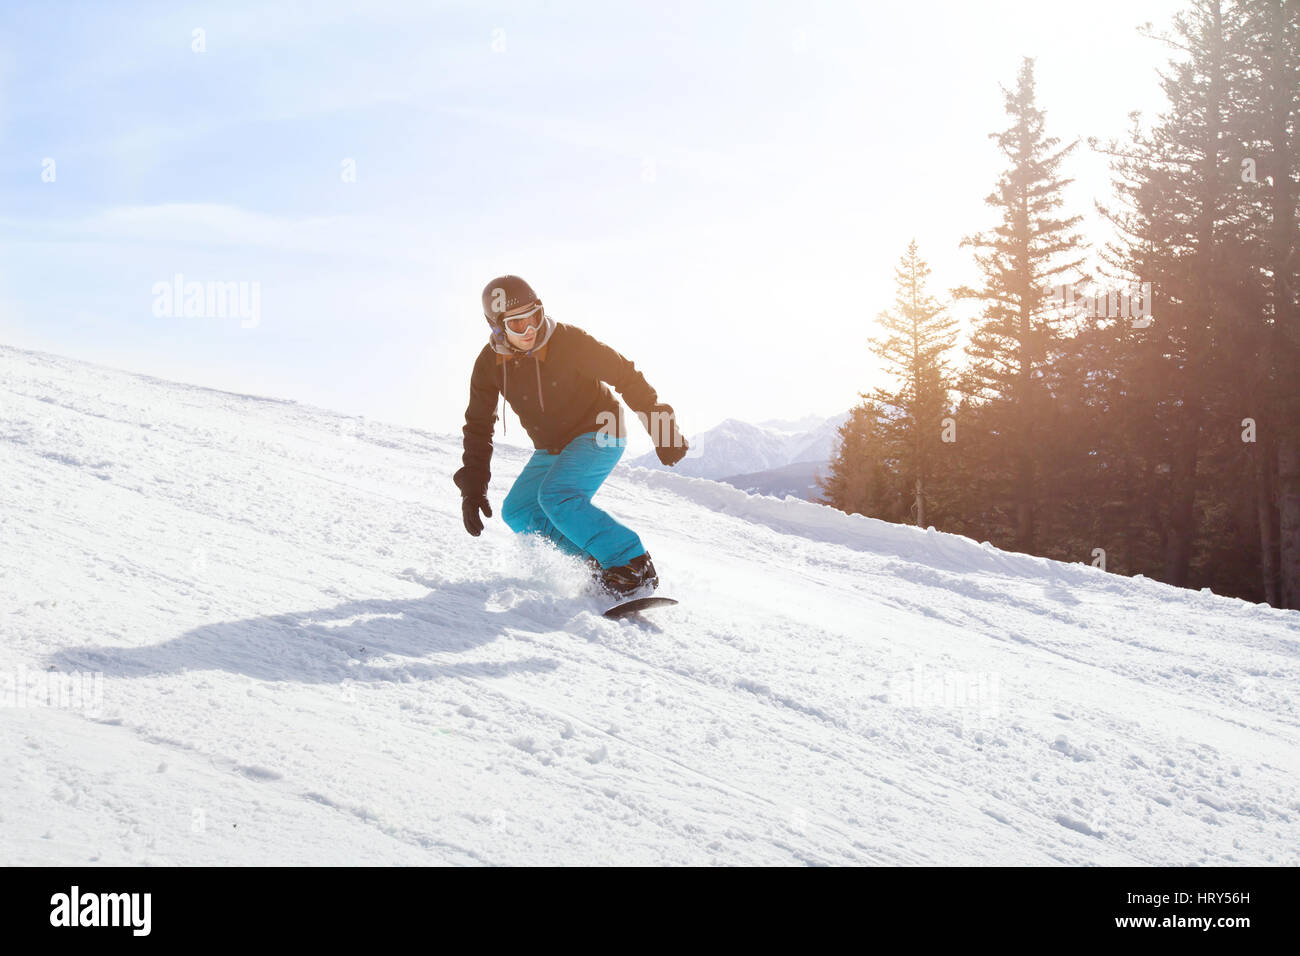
left=453, top=322, right=661, bottom=499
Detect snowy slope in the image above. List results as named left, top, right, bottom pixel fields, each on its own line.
left=2, top=344, right=1299, bottom=866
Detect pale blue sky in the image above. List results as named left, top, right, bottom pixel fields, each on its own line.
left=1, top=0, right=1178, bottom=453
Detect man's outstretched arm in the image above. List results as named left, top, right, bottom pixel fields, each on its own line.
left=574, top=326, right=688, bottom=465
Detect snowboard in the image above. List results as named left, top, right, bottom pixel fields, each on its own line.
left=603, top=596, right=679, bottom=619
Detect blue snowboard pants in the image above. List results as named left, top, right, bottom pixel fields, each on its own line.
left=501, top=430, right=646, bottom=569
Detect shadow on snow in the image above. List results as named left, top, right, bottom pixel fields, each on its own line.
left=43, top=575, right=595, bottom=686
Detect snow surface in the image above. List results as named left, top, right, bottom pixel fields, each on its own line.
left=2, top=344, right=1298, bottom=866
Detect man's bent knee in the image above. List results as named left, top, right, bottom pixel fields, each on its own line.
left=501, top=492, right=540, bottom=532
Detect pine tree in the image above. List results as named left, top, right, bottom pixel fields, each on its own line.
left=1088, top=96, right=1195, bottom=580
left=868, top=241, right=959, bottom=527
left=816, top=400, right=905, bottom=520
left=1234, top=0, right=1300, bottom=607
left=955, top=57, right=1087, bottom=555
left=1150, top=0, right=1240, bottom=588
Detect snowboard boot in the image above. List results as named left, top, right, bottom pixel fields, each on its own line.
left=598, top=552, right=659, bottom=599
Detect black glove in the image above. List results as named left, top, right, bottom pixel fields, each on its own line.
left=461, top=495, right=493, bottom=536
left=649, top=403, right=688, bottom=467
left=657, top=436, right=688, bottom=467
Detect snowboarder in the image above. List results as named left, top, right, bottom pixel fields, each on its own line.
left=454, top=275, right=689, bottom=597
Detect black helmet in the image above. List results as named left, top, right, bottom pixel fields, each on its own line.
left=481, top=275, right=539, bottom=331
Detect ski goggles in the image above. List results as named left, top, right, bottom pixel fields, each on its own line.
left=501, top=301, right=544, bottom=334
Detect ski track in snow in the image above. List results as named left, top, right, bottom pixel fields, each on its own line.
left=2, top=344, right=1299, bottom=865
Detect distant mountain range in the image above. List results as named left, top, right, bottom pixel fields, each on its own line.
left=720, top=460, right=828, bottom=501
left=628, top=410, right=848, bottom=501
